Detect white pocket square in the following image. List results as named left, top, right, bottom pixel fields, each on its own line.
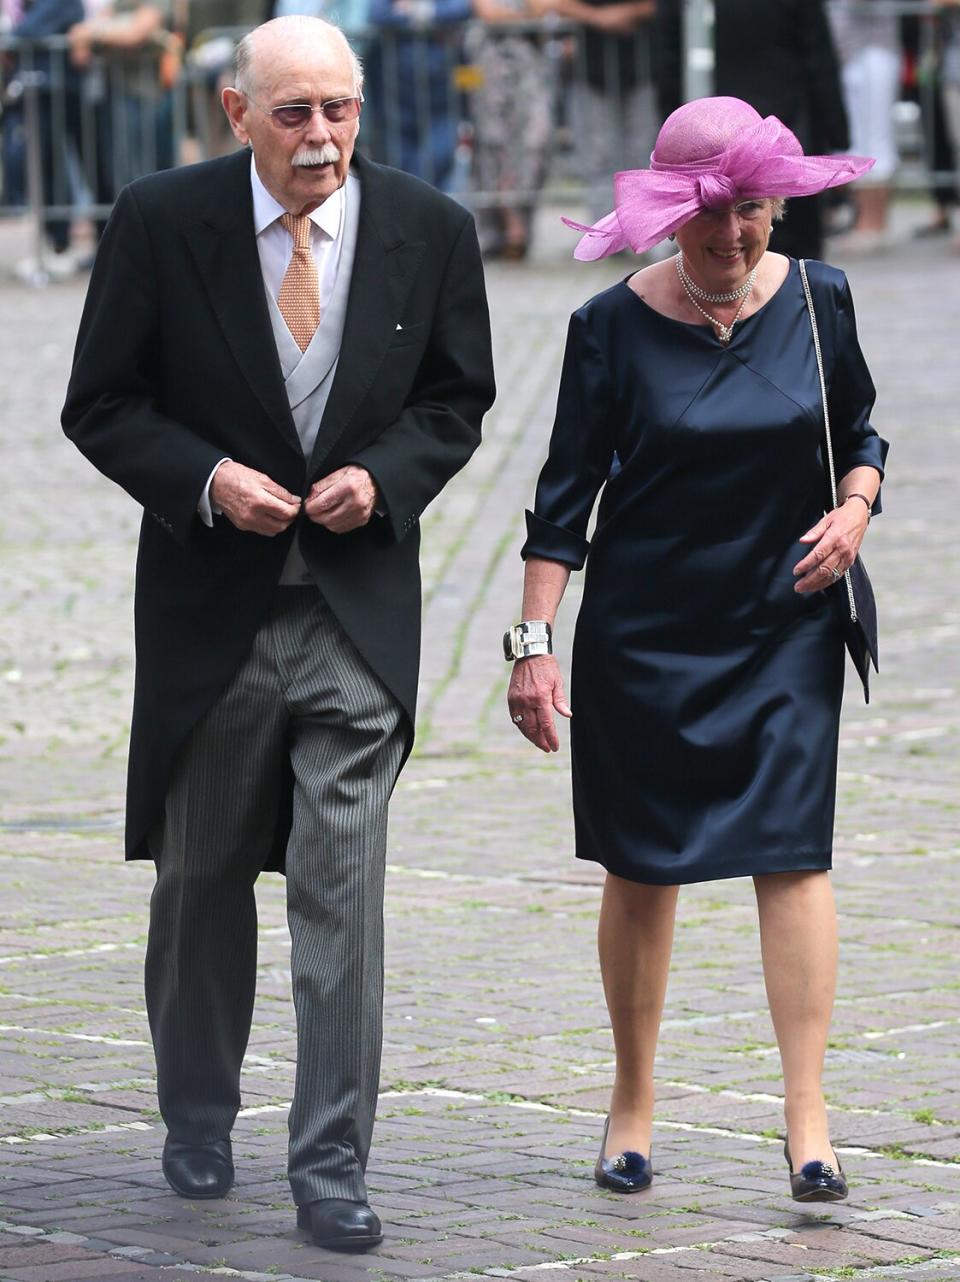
left=395, top=322, right=403, bottom=331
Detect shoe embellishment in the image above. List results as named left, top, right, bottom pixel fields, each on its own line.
left=595, top=1117, right=653, bottom=1193
left=612, top=1150, right=647, bottom=1176
left=785, top=1143, right=848, bottom=1202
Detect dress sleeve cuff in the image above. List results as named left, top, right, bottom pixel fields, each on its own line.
left=520, top=510, right=590, bottom=569
left=840, top=436, right=888, bottom=515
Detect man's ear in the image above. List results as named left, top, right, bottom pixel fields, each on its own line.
left=221, top=87, right=250, bottom=145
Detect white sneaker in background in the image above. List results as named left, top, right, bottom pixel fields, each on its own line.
left=829, top=229, right=891, bottom=257
left=12, top=249, right=79, bottom=283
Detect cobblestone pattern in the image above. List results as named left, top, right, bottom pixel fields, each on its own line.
left=0, top=212, right=958, bottom=1282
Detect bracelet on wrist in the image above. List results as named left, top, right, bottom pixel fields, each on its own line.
left=842, top=492, right=872, bottom=520
left=503, top=620, right=552, bottom=661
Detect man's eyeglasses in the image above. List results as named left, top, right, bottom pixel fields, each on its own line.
left=247, top=94, right=363, bottom=129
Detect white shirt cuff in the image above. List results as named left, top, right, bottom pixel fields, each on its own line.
left=198, top=458, right=232, bottom=527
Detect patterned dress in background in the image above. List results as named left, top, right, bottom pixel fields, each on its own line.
left=470, top=12, right=554, bottom=255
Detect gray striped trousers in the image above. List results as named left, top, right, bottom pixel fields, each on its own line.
left=145, top=587, right=406, bottom=1205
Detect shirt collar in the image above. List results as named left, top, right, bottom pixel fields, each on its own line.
left=250, top=154, right=345, bottom=240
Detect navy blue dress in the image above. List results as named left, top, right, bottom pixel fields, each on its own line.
left=522, top=260, right=888, bottom=885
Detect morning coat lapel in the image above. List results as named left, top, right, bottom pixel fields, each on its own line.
left=182, top=151, right=302, bottom=459
left=308, top=154, right=425, bottom=475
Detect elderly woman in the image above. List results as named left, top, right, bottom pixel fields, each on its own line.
left=506, top=97, right=888, bottom=1202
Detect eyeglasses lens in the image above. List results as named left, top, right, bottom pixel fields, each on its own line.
left=323, top=99, right=357, bottom=122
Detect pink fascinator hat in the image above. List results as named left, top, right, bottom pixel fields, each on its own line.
left=564, top=96, right=875, bottom=261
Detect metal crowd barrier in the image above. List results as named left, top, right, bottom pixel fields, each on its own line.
left=0, top=34, right=189, bottom=282
left=0, top=2, right=957, bottom=282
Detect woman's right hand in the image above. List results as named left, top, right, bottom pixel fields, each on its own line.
left=507, top=654, right=572, bottom=753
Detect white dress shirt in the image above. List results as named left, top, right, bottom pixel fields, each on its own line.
left=197, top=157, right=349, bottom=526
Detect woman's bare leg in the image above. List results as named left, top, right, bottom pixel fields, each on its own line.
left=754, top=870, right=838, bottom=1169
left=599, top=873, right=679, bottom=1157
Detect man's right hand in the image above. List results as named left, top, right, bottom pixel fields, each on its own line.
left=209, top=461, right=301, bottom=536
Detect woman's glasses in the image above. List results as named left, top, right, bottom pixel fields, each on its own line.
left=696, top=201, right=768, bottom=224
left=248, top=95, right=363, bottom=129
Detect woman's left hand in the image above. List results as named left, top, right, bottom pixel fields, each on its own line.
left=793, top=501, right=869, bottom=594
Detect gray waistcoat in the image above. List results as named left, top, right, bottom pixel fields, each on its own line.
left=271, top=174, right=361, bottom=585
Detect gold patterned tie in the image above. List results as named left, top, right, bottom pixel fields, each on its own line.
left=277, top=213, right=321, bottom=352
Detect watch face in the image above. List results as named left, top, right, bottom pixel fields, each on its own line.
left=503, top=630, right=515, bottom=660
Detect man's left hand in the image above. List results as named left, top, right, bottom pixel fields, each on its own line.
left=304, top=465, right=380, bottom=533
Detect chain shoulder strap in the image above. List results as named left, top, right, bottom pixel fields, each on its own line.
left=798, top=259, right=857, bottom=624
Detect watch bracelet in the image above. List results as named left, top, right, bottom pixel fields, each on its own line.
left=503, top=619, right=553, bottom=661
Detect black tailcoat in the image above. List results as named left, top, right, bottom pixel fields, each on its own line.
left=62, top=149, right=495, bottom=864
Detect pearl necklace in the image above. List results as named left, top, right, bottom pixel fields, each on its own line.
left=676, top=251, right=756, bottom=302
left=675, top=253, right=758, bottom=344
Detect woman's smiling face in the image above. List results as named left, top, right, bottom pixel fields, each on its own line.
left=673, top=199, right=775, bottom=290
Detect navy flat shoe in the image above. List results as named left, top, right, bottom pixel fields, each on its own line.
left=594, top=1116, right=653, bottom=1193
left=784, top=1141, right=848, bottom=1202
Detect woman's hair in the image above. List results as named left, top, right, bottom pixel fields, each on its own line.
left=771, top=199, right=786, bottom=221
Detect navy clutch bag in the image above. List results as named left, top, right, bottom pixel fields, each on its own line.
left=840, top=554, right=879, bottom=704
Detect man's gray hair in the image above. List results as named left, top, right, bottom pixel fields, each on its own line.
left=233, top=17, right=364, bottom=99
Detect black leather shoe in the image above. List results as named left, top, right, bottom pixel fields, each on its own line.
left=162, top=1136, right=234, bottom=1199
left=594, top=1116, right=653, bottom=1193
left=784, top=1141, right=848, bottom=1202
left=296, top=1198, right=383, bottom=1252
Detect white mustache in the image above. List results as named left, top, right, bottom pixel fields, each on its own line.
left=292, top=144, right=341, bottom=167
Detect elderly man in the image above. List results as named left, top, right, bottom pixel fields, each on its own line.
left=62, top=16, right=494, bottom=1253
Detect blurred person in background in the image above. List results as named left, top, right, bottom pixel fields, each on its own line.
left=897, top=6, right=953, bottom=238
left=9, top=0, right=93, bottom=273
left=829, top=0, right=901, bottom=251
left=902, top=8, right=957, bottom=240
left=365, top=0, right=470, bottom=188
left=921, top=100, right=959, bottom=239
left=559, top=0, right=655, bottom=225
left=936, top=0, right=960, bottom=246
left=182, top=0, right=270, bottom=160
left=468, top=0, right=553, bottom=258
left=68, top=0, right=182, bottom=192
left=1, top=0, right=26, bottom=210
left=655, top=0, right=849, bottom=261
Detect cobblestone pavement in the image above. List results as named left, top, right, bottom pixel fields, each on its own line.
left=0, top=206, right=958, bottom=1282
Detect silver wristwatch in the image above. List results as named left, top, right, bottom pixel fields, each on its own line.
left=503, top=620, right=553, bottom=661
